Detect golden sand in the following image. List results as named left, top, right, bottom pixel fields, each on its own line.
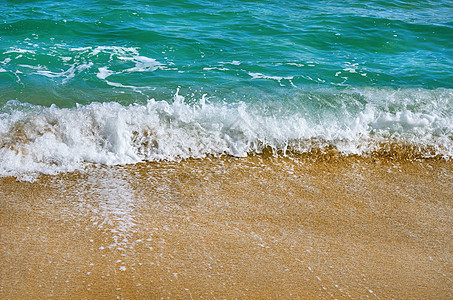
left=1, top=156, right=452, bottom=299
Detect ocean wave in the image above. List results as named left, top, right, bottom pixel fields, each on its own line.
left=1, top=88, right=452, bottom=180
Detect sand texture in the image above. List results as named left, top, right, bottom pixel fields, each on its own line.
left=1, top=156, right=452, bottom=299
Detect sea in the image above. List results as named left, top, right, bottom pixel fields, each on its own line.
left=0, top=0, right=452, bottom=180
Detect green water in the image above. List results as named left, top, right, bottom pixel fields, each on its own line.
left=1, top=0, right=452, bottom=107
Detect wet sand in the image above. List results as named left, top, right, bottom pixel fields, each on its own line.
left=1, top=156, right=452, bottom=299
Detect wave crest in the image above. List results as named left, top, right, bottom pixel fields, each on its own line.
left=1, top=88, right=452, bottom=180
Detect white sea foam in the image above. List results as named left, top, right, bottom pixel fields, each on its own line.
left=1, top=58, right=12, bottom=64
left=4, top=45, right=165, bottom=89
left=0, top=88, right=452, bottom=180
left=86, top=47, right=165, bottom=89
left=121, top=55, right=163, bottom=72
left=36, top=62, right=93, bottom=83
left=249, top=72, right=296, bottom=86
left=4, top=48, right=36, bottom=54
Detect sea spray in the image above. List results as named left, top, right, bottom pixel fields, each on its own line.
left=1, top=88, right=452, bottom=180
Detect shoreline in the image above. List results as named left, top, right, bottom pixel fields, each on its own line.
left=1, top=156, right=452, bottom=298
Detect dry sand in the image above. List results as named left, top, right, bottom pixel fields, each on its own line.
left=1, top=156, right=452, bottom=299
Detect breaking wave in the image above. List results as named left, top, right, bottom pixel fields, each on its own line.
left=1, top=87, right=452, bottom=180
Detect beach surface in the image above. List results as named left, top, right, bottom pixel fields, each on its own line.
left=1, top=156, right=452, bottom=299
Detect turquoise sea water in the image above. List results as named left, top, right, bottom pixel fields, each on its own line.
left=0, top=0, right=452, bottom=178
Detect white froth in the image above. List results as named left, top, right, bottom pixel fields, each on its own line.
left=0, top=88, right=452, bottom=180
left=1, top=58, right=12, bottom=64
left=248, top=72, right=295, bottom=86
left=4, top=48, right=36, bottom=54
left=3, top=45, right=164, bottom=90
left=36, top=62, right=93, bottom=83
left=121, top=55, right=164, bottom=72
left=96, top=66, right=114, bottom=80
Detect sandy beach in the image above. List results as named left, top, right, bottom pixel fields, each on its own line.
left=1, top=155, right=452, bottom=299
